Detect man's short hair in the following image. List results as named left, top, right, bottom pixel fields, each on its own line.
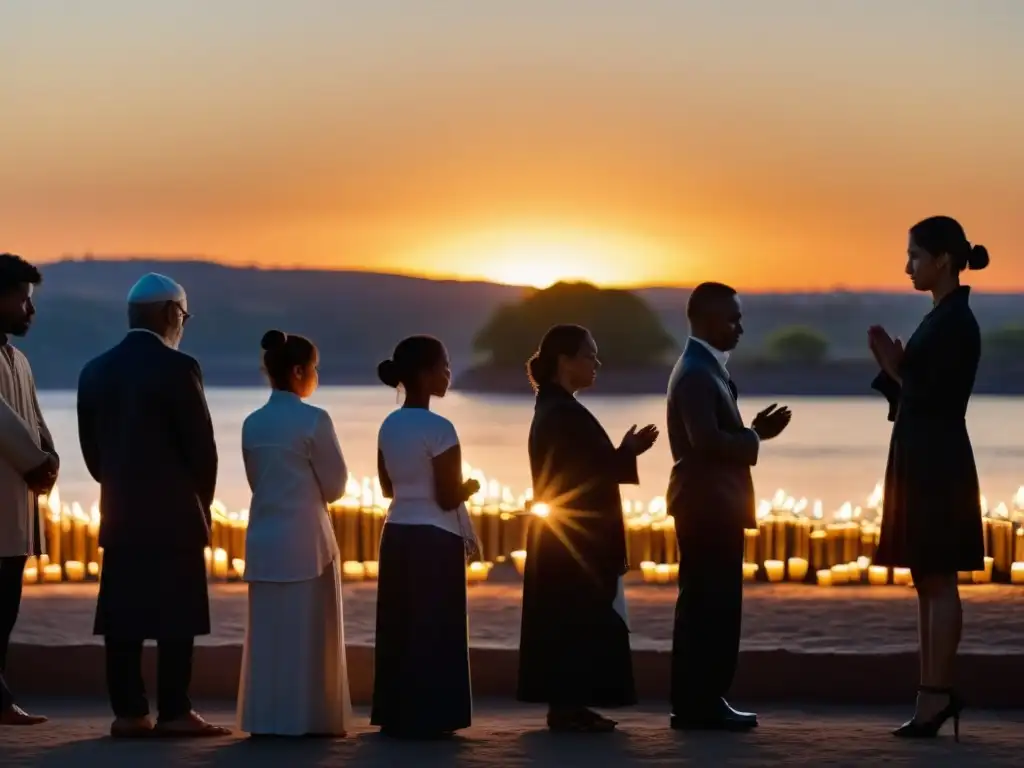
left=686, top=281, right=738, bottom=323
left=0, top=253, right=42, bottom=296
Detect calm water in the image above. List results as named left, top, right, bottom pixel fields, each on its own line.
left=38, top=388, right=1024, bottom=514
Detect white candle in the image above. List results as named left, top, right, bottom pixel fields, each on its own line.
left=640, top=561, right=657, bottom=583
left=972, top=556, right=994, bottom=584
left=868, top=565, right=888, bottom=586
left=816, top=569, right=833, bottom=587
left=787, top=557, right=808, bottom=582
left=64, top=560, right=86, bottom=582
left=42, top=564, right=63, bottom=583
left=510, top=550, right=527, bottom=576
left=342, top=561, right=365, bottom=582
left=764, top=559, right=785, bottom=583
left=212, top=548, right=229, bottom=580
left=363, top=560, right=379, bottom=579
left=654, top=564, right=671, bottom=584
left=893, top=567, right=912, bottom=586
left=830, top=564, right=850, bottom=585
left=742, top=562, right=759, bottom=581
left=1011, top=562, right=1024, bottom=584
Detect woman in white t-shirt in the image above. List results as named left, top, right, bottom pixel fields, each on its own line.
left=370, top=335, right=480, bottom=740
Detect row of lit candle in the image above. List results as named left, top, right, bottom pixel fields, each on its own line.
left=24, top=475, right=1024, bottom=585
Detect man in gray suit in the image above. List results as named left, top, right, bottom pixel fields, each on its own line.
left=77, top=273, right=229, bottom=738
left=665, top=282, right=791, bottom=730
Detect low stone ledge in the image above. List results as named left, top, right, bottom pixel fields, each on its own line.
left=8, top=644, right=1022, bottom=708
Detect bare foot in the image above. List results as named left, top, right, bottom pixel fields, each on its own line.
left=154, top=710, right=231, bottom=738
left=110, top=715, right=155, bottom=738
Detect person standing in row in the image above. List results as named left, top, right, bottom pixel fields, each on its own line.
left=869, top=216, right=988, bottom=741
left=0, top=254, right=57, bottom=726
left=666, top=282, right=791, bottom=731
left=237, top=330, right=352, bottom=737
left=371, top=336, right=481, bottom=740
left=518, top=324, right=658, bottom=733
left=77, top=273, right=229, bottom=738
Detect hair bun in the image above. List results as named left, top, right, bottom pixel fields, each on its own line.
left=967, top=243, right=990, bottom=271
left=260, top=329, right=287, bottom=351
left=377, top=359, right=401, bottom=388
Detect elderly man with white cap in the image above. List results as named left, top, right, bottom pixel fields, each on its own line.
left=77, top=273, right=229, bottom=738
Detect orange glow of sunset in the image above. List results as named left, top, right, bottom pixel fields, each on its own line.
left=411, top=229, right=670, bottom=288
left=2, top=2, right=1022, bottom=290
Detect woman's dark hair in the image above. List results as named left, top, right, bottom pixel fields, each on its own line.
left=526, top=324, right=590, bottom=391
left=261, top=329, right=317, bottom=390
left=910, top=216, right=989, bottom=272
left=377, top=335, right=446, bottom=389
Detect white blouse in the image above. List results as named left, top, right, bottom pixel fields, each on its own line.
left=241, top=390, right=347, bottom=582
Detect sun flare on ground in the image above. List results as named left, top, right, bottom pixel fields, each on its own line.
left=413, top=228, right=669, bottom=288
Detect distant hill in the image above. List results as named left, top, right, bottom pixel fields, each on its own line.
left=18, top=258, right=1024, bottom=389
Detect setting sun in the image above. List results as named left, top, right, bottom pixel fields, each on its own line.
left=410, top=227, right=670, bottom=288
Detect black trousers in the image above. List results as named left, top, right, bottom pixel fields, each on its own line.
left=104, top=638, right=194, bottom=720
left=670, top=519, right=745, bottom=713
left=0, top=556, right=27, bottom=709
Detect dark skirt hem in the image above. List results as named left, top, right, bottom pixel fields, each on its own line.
left=370, top=523, right=472, bottom=734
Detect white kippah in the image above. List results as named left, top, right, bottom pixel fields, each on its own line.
left=126, top=273, right=186, bottom=305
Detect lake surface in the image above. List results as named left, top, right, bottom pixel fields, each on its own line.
left=38, top=388, right=1024, bottom=515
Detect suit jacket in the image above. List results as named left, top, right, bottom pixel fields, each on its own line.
left=77, top=330, right=218, bottom=553
left=241, top=389, right=347, bottom=582
left=665, top=340, right=759, bottom=530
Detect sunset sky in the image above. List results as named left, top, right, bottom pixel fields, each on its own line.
left=2, top=1, right=1021, bottom=290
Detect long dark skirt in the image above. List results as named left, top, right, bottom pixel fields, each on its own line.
left=370, top=523, right=471, bottom=735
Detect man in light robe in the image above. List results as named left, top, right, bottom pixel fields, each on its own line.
left=0, top=253, right=57, bottom=726
left=78, top=272, right=228, bottom=738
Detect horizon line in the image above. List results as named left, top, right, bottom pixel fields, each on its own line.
left=36, top=254, right=1024, bottom=295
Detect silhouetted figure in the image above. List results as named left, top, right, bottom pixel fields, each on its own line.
left=518, top=324, right=658, bottom=733
left=868, top=216, right=988, bottom=741
left=77, top=273, right=229, bottom=738
left=0, top=253, right=55, bottom=727
left=237, top=330, right=351, bottom=737
left=371, top=336, right=480, bottom=740
left=666, top=282, right=791, bottom=731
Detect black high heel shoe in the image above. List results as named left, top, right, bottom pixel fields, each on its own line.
left=893, top=686, right=964, bottom=742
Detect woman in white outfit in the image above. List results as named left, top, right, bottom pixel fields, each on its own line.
left=237, top=329, right=352, bottom=737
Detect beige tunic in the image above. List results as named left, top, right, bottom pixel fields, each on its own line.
left=0, top=343, right=51, bottom=558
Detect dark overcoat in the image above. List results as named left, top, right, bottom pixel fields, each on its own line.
left=78, top=330, right=218, bottom=639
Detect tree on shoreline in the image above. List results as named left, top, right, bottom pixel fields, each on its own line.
left=472, top=282, right=678, bottom=368
left=982, top=325, right=1024, bottom=360
left=763, top=326, right=830, bottom=364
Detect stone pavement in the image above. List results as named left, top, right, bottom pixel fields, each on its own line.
left=2, top=699, right=1023, bottom=767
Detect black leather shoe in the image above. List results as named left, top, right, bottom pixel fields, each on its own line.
left=670, top=698, right=758, bottom=731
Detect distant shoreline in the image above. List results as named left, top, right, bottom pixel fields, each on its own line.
left=30, top=360, right=1024, bottom=397
left=453, top=361, right=1024, bottom=397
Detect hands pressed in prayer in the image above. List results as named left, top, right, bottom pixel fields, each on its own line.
left=868, top=325, right=904, bottom=382
left=24, top=453, right=58, bottom=494
left=751, top=403, right=792, bottom=440
left=621, top=424, right=660, bottom=456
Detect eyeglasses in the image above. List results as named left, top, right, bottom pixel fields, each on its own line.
left=172, top=302, right=191, bottom=324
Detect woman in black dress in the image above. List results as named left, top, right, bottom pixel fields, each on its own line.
left=518, top=324, right=659, bottom=733
left=868, top=215, right=987, bottom=741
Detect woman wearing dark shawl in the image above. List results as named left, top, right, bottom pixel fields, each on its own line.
left=517, top=324, right=659, bottom=733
